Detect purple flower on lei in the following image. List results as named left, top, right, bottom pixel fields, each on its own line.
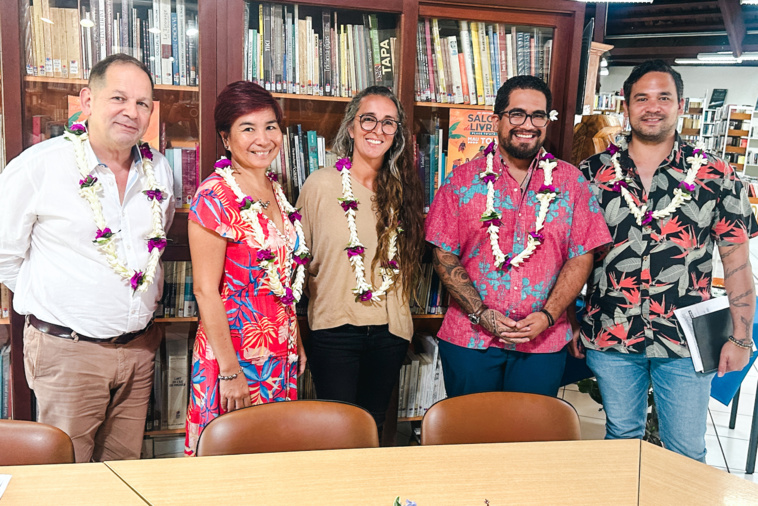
left=214, top=158, right=232, bottom=169
left=607, top=143, right=620, bottom=156
left=289, top=209, right=302, bottom=223
left=94, top=228, right=114, bottom=242
left=678, top=181, right=696, bottom=193
left=256, top=249, right=275, bottom=262
left=540, top=152, right=556, bottom=161
left=346, top=245, right=365, bottom=257
left=144, top=189, right=164, bottom=201
left=147, top=237, right=167, bottom=252
left=280, top=287, right=295, bottom=305
left=692, top=148, right=707, bottom=159
left=358, top=290, right=373, bottom=302
left=499, top=255, right=512, bottom=271
left=130, top=271, right=144, bottom=290
left=538, top=184, right=559, bottom=194
left=66, top=123, right=87, bottom=136
left=385, top=260, right=399, bottom=270
left=483, top=141, right=496, bottom=156
left=138, top=143, right=153, bottom=161
left=340, top=199, right=359, bottom=212
left=482, top=217, right=502, bottom=228
left=529, top=231, right=544, bottom=242
left=79, top=175, right=98, bottom=188
left=641, top=210, right=654, bottom=226
left=294, top=253, right=311, bottom=266
left=336, top=158, right=352, bottom=171
left=611, top=180, right=629, bottom=193
left=267, top=172, right=279, bottom=182
left=240, top=196, right=255, bottom=211
left=480, top=173, right=498, bottom=184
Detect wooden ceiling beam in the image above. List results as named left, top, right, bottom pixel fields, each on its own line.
left=612, top=12, right=722, bottom=23
left=717, top=0, right=746, bottom=57
left=608, top=25, right=726, bottom=35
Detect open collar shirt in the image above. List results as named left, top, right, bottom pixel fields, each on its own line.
left=425, top=150, right=611, bottom=353
left=0, top=136, right=175, bottom=337
left=579, top=135, right=758, bottom=358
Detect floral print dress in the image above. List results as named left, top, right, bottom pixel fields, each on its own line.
left=184, top=173, right=299, bottom=456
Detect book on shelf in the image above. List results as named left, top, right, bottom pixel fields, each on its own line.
left=446, top=108, right=497, bottom=174
left=399, top=334, right=446, bottom=418
left=158, top=261, right=197, bottom=318
left=0, top=285, right=10, bottom=319
left=410, top=263, right=449, bottom=315
left=417, top=18, right=553, bottom=104
left=24, top=0, right=198, bottom=85
left=166, top=335, right=189, bottom=429
left=1, top=344, right=10, bottom=419
left=244, top=2, right=397, bottom=97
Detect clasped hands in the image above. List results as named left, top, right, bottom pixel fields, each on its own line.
left=479, top=308, right=549, bottom=345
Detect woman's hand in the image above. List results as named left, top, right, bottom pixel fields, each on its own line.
left=219, top=373, right=251, bottom=413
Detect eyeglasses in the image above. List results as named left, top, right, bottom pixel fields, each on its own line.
left=358, top=114, right=400, bottom=135
left=498, top=110, right=550, bottom=128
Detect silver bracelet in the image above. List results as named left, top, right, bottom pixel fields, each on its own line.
left=728, top=335, right=754, bottom=350
left=218, top=368, right=243, bottom=381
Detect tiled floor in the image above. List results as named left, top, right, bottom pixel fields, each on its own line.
left=397, top=362, right=758, bottom=484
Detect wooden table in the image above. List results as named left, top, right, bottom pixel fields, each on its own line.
left=0, top=462, right=145, bottom=504
left=104, top=439, right=758, bottom=505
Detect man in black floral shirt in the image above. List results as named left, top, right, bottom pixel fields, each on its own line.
left=579, top=60, right=757, bottom=462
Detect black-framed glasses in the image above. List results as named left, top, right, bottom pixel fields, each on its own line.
left=498, top=110, right=550, bottom=128
left=358, top=114, right=401, bottom=135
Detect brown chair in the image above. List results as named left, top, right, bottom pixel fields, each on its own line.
left=196, top=400, right=379, bottom=456
left=0, top=419, right=75, bottom=465
left=421, top=391, right=581, bottom=446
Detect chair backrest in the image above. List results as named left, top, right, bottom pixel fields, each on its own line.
left=0, top=419, right=75, bottom=465
left=421, top=392, right=581, bottom=446
left=196, top=400, right=379, bottom=456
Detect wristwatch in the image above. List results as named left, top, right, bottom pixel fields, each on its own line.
left=468, top=305, right=488, bottom=325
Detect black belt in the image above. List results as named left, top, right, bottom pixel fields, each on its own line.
left=28, top=315, right=153, bottom=345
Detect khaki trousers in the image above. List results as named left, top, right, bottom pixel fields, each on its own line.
left=23, top=321, right=161, bottom=462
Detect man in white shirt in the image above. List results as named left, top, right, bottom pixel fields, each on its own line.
left=0, top=54, right=174, bottom=462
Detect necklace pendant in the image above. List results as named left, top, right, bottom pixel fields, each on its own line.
left=259, top=200, right=270, bottom=209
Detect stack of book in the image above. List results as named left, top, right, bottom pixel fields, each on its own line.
left=243, top=3, right=397, bottom=97
left=165, top=144, right=200, bottom=209
left=398, top=334, right=446, bottom=418
left=145, top=332, right=193, bottom=433
left=25, top=0, right=199, bottom=86
left=415, top=18, right=553, bottom=106
left=269, top=125, right=335, bottom=202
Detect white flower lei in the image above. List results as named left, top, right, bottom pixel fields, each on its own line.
left=479, top=143, right=560, bottom=270
left=63, top=124, right=167, bottom=292
left=214, top=158, right=310, bottom=306
left=607, top=140, right=704, bottom=226
left=335, top=157, right=401, bottom=302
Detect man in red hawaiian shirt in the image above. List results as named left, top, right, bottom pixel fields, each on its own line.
left=426, top=76, right=611, bottom=398
left=580, top=60, right=757, bottom=462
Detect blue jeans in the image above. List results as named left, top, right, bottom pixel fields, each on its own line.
left=586, top=350, right=715, bottom=462
left=305, top=324, right=408, bottom=430
left=438, top=339, right=568, bottom=398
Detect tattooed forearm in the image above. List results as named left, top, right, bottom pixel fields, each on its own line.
left=728, top=289, right=755, bottom=308
left=740, top=316, right=754, bottom=340
left=719, top=243, right=740, bottom=260
left=432, top=247, right=484, bottom=314
left=724, top=262, right=748, bottom=281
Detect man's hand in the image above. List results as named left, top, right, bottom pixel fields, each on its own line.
left=718, top=341, right=752, bottom=377
left=567, top=305, right=585, bottom=359
left=499, top=311, right=549, bottom=342
left=479, top=309, right=530, bottom=345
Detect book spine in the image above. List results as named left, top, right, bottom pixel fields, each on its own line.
left=171, top=13, right=179, bottom=85
left=423, top=19, right=436, bottom=102
left=285, top=9, right=293, bottom=93
left=447, top=37, right=464, bottom=104
left=478, top=22, right=493, bottom=106
left=273, top=5, right=283, bottom=93
left=431, top=19, right=448, bottom=104
left=177, top=0, right=187, bottom=86
left=459, top=21, right=477, bottom=105
left=51, top=8, right=63, bottom=78
left=458, top=52, right=470, bottom=105
left=105, top=0, right=114, bottom=56
left=263, top=4, right=272, bottom=91
left=332, top=13, right=339, bottom=96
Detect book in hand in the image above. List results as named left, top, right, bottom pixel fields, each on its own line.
left=674, top=297, right=732, bottom=374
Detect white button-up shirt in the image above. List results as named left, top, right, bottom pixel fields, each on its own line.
left=0, top=136, right=175, bottom=337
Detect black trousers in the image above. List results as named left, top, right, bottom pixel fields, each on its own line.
left=305, top=324, right=408, bottom=429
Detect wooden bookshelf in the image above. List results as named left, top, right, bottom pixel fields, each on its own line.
left=725, top=145, right=746, bottom=154
left=0, top=318, right=9, bottom=326
left=144, top=428, right=185, bottom=437
left=24, top=75, right=199, bottom=92
left=155, top=317, right=198, bottom=323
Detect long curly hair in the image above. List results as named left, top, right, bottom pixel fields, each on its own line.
left=332, top=86, right=424, bottom=301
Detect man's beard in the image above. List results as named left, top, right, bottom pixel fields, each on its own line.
left=631, top=114, right=676, bottom=144
left=501, top=131, right=543, bottom=160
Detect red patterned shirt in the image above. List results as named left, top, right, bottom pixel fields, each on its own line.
left=426, top=151, right=611, bottom=353
left=579, top=135, right=758, bottom=358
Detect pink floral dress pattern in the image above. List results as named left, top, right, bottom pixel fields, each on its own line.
left=184, top=173, right=299, bottom=456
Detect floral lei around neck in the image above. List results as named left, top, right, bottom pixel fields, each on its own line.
left=335, top=157, right=401, bottom=302
left=214, top=158, right=311, bottom=306
left=63, top=123, right=167, bottom=292
left=605, top=137, right=705, bottom=226
left=479, top=141, right=560, bottom=271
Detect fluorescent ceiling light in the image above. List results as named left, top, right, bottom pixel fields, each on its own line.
left=741, top=0, right=758, bottom=5
left=600, top=58, right=608, bottom=68
left=675, top=52, right=758, bottom=64
left=600, top=68, right=610, bottom=76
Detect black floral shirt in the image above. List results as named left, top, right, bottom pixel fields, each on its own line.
left=579, top=135, right=758, bottom=358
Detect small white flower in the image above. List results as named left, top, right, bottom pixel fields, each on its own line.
left=549, top=110, right=559, bottom=121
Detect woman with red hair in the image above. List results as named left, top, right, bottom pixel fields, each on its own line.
left=184, top=81, right=309, bottom=456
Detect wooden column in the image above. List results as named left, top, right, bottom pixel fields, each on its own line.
left=583, top=41, right=614, bottom=115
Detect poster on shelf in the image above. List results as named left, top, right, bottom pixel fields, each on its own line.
left=67, top=96, right=161, bottom=151
left=446, top=108, right=497, bottom=175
